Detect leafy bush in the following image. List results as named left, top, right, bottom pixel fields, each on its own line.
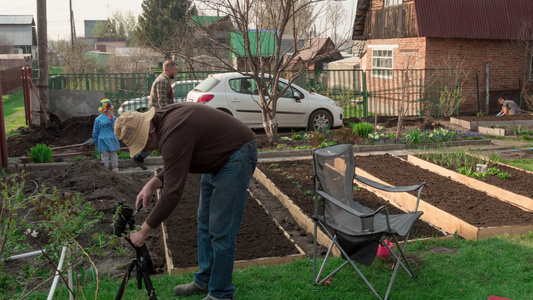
left=350, top=122, right=373, bottom=138
left=439, top=85, right=466, bottom=117
left=27, top=144, right=53, bottom=163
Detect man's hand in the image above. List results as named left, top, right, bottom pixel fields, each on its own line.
left=130, top=222, right=154, bottom=247
left=135, top=177, right=163, bottom=211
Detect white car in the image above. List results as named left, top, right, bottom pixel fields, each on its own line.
left=186, top=73, right=343, bottom=130
left=118, top=80, right=202, bottom=115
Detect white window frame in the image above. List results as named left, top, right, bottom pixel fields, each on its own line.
left=384, top=0, right=402, bottom=6
left=369, top=45, right=398, bottom=79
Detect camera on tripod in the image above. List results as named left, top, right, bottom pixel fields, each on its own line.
left=112, top=201, right=155, bottom=275
left=112, top=201, right=135, bottom=237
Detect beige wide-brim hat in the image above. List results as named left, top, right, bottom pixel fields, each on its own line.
left=114, top=107, right=156, bottom=157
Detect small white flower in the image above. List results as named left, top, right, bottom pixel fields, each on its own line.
left=31, top=230, right=38, bottom=238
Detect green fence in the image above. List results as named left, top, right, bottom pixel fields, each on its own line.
left=49, top=69, right=455, bottom=119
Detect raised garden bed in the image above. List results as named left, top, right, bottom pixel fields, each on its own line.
left=354, top=154, right=533, bottom=239
left=161, top=173, right=304, bottom=275
left=477, top=126, right=514, bottom=136
left=407, top=155, right=533, bottom=211
left=450, top=115, right=533, bottom=131
left=255, top=160, right=448, bottom=253
left=257, top=155, right=533, bottom=241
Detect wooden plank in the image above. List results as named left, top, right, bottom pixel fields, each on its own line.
left=160, top=221, right=175, bottom=275
left=253, top=168, right=341, bottom=256
left=354, top=167, right=481, bottom=240
left=168, top=254, right=306, bottom=275
left=477, top=126, right=511, bottom=136
left=477, top=224, right=533, bottom=239
left=406, top=155, right=533, bottom=211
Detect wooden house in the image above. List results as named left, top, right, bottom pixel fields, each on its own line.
left=353, top=0, right=533, bottom=115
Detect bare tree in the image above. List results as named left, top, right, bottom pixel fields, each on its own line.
left=507, top=21, right=533, bottom=110
left=48, top=39, right=100, bottom=75
left=178, top=0, right=344, bottom=142
left=106, top=47, right=153, bottom=73
left=0, top=35, right=14, bottom=55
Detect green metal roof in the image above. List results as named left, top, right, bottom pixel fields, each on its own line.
left=230, top=31, right=277, bottom=58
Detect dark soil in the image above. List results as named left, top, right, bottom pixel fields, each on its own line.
left=8, top=160, right=303, bottom=281
left=7, top=115, right=98, bottom=157
left=417, top=155, right=533, bottom=200
left=164, top=174, right=301, bottom=269
left=9, top=160, right=167, bottom=279
left=354, top=155, right=533, bottom=227
left=257, top=160, right=446, bottom=239
left=258, top=155, right=533, bottom=229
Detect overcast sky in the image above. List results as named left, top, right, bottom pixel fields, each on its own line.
left=3, top=0, right=357, bottom=42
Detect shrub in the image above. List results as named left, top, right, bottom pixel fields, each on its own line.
left=27, top=144, right=53, bottom=163
left=350, top=122, right=373, bottom=138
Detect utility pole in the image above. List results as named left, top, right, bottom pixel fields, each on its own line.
left=37, top=0, right=49, bottom=125
left=69, top=0, right=76, bottom=48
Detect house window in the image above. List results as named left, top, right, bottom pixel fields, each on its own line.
left=372, top=49, right=393, bottom=78
left=384, top=0, right=402, bottom=6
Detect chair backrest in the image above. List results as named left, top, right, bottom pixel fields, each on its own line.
left=313, top=144, right=358, bottom=232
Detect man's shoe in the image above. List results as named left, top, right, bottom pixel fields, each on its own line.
left=202, top=295, right=232, bottom=300
left=174, top=282, right=208, bottom=297
left=132, top=157, right=147, bottom=170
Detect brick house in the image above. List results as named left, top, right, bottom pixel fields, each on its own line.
left=353, top=0, right=533, bottom=115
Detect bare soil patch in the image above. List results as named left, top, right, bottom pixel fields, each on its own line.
left=257, top=160, right=446, bottom=239
left=258, top=155, right=533, bottom=230
left=354, top=155, right=533, bottom=227
left=163, top=173, right=302, bottom=269
left=8, top=160, right=305, bottom=282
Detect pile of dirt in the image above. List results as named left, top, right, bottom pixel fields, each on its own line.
left=7, top=116, right=97, bottom=157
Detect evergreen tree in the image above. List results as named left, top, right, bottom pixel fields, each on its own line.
left=135, top=0, right=196, bottom=59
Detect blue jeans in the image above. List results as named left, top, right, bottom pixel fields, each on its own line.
left=194, top=140, right=257, bottom=299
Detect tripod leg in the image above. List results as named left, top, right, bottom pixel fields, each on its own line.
left=141, top=269, right=157, bottom=300
left=115, top=260, right=136, bottom=300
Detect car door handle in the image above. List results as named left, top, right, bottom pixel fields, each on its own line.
left=231, top=98, right=240, bottom=102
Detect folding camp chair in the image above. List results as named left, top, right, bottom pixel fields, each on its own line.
left=312, top=144, right=426, bottom=300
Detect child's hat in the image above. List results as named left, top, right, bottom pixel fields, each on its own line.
left=99, top=99, right=114, bottom=112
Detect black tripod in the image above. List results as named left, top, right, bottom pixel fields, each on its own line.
left=115, top=238, right=157, bottom=300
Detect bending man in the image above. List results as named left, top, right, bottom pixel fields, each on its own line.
left=114, top=103, right=257, bottom=300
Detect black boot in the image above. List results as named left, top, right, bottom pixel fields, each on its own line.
left=132, top=155, right=147, bottom=170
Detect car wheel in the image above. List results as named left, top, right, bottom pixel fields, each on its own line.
left=308, top=109, right=332, bottom=130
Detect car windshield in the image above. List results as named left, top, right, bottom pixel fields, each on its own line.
left=193, top=77, right=220, bottom=92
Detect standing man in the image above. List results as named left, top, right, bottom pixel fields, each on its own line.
left=114, top=103, right=257, bottom=300
left=132, top=60, right=179, bottom=169
left=497, top=96, right=522, bottom=116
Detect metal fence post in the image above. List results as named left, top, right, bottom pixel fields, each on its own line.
left=362, top=70, right=368, bottom=118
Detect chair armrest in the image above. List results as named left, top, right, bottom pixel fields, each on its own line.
left=316, top=190, right=385, bottom=219
left=354, top=174, right=426, bottom=193
left=354, top=175, right=425, bottom=212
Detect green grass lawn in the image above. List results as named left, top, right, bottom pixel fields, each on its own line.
left=2, top=87, right=26, bottom=136
left=36, top=233, right=533, bottom=299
